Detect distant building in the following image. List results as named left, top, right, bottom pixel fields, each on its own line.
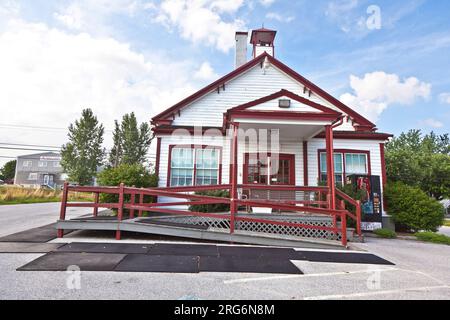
left=14, top=152, right=66, bottom=189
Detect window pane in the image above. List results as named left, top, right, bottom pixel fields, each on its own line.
left=195, top=148, right=219, bottom=186
left=320, top=153, right=327, bottom=172
left=345, top=154, right=367, bottom=174
left=320, top=153, right=343, bottom=173
left=170, top=148, right=194, bottom=186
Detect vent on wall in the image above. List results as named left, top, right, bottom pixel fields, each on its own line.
left=279, top=99, right=291, bottom=108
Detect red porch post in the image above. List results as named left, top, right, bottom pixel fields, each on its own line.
left=325, top=125, right=336, bottom=210
left=116, top=183, right=124, bottom=240
left=57, top=182, right=69, bottom=238
left=230, top=123, right=239, bottom=234
left=93, top=192, right=99, bottom=217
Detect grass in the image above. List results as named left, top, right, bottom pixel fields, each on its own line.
left=443, top=220, right=450, bottom=227
left=0, top=185, right=93, bottom=205
left=373, top=228, right=397, bottom=239
left=415, top=232, right=450, bottom=245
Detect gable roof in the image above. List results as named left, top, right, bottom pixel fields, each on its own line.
left=227, top=89, right=342, bottom=115
left=152, top=52, right=376, bottom=130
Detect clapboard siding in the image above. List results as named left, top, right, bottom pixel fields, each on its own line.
left=307, top=138, right=386, bottom=213
left=171, top=64, right=354, bottom=131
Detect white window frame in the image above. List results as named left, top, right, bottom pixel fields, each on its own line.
left=38, top=161, right=47, bottom=167
left=23, top=160, right=33, bottom=167
left=28, top=173, right=38, bottom=180
left=169, top=146, right=221, bottom=187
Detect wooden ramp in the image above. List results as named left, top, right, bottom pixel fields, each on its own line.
left=56, top=215, right=347, bottom=250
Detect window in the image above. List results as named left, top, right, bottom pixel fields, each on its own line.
left=195, top=148, right=219, bottom=185
left=320, top=151, right=368, bottom=185
left=23, top=160, right=32, bottom=167
left=169, top=146, right=220, bottom=186
left=28, top=173, right=38, bottom=180
left=320, top=153, right=344, bottom=185
left=38, top=161, right=47, bottom=167
left=345, top=153, right=368, bottom=175
left=53, top=161, right=61, bottom=168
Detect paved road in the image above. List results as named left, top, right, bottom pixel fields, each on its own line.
left=0, top=203, right=450, bottom=300
left=0, top=203, right=91, bottom=237
left=439, top=226, right=450, bottom=237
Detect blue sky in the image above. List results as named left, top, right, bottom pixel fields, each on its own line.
left=0, top=0, right=449, bottom=165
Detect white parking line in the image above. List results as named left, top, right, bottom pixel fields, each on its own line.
left=303, top=285, right=450, bottom=300
left=223, top=267, right=398, bottom=284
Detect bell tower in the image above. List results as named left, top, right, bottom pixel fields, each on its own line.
left=250, top=27, right=277, bottom=58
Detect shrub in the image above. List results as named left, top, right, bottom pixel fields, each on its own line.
left=189, top=190, right=230, bottom=213
left=97, top=164, right=158, bottom=206
left=384, top=181, right=445, bottom=232
left=373, top=228, right=397, bottom=239
left=415, top=232, right=450, bottom=245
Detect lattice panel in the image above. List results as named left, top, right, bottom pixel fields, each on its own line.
left=157, top=215, right=231, bottom=230
left=151, top=214, right=341, bottom=240
left=236, top=219, right=341, bottom=240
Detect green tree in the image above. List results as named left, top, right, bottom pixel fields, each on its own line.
left=0, top=160, right=16, bottom=182
left=107, top=112, right=152, bottom=167
left=385, top=129, right=450, bottom=200
left=97, top=163, right=158, bottom=205
left=61, top=108, right=105, bottom=185
left=108, top=120, right=122, bottom=168
left=384, top=181, right=445, bottom=232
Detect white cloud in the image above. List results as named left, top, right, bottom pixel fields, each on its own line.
left=151, top=0, right=246, bottom=53
left=265, top=12, right=295, bottom=23
left=0, top=18, right=212, bottom=163
left=194, top=62, right=218, bottom=80
left=340, top=71, right=431, bottom=122
left=54, top=3, right=85, bottom=30
left=259, top=0, right=276, bottom=7
left=420, top=118, right=444, bottom=129
left=53, top=0, right=145, bottom=34
left=439, top=92, right=450, bottom=104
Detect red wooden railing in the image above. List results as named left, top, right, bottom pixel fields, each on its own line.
left=58, top=182, right=361, bottom=246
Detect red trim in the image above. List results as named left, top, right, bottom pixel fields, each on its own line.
left=152, top=52, right=377, bottom=130
left=379, top=143, right=387, bottom=187
left=155, top=137, right=161, bottom=177
left=152, top=55, right=268, bottom=122
left=380, top=143, right=387, bottom=212
left=228, top=89, right=341, bottom=115
left=317, top=149, right=372, bottom=184
left=325, top=126, right=336, bottom=209
left=314, top=131, right=392, bottom=140
left=243, top=153, right=295, bottom=186
left=229, top=110, right=340, bottom=122
left=303, top=141, right=308, bottom=186
left=166, top=144, right=223, bottom=187
left=266, top=55, right=375, bottom=128
left=152, top=126, right=224, bottom=135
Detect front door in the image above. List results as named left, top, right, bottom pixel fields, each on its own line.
left=243, top=153, right=295, bottom=208
left=244, top=153, right=295, bottom=186
left=43, top=174, right=54, bottom=187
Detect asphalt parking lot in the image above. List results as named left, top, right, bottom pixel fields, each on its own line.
left=0, top=203, right=449, bottom=300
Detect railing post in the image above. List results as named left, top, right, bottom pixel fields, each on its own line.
left=138, top=188, right=144, bottom=217
left=130, top=185, right=135, bottom=219
left=356, top=200, right=362, bottom=236
left=116, top=183, right=124, bottom=240
left=341, top=212, right=347, bottom=247
left=325, top=125, right=336, bottom=210
left=93, top=192, right=99, bottom=217
left=57, top=182, right=69, bottom=238
left=229, top=123, right=239, bottom=234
